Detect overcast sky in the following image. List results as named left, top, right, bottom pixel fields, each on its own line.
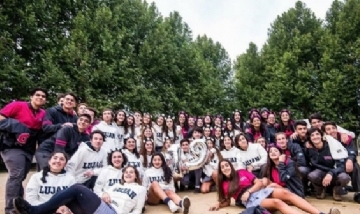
left=147, top=0, right=335, bottom=61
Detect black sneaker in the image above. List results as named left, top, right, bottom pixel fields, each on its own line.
left=354, top=192, right=360, bottom=204
left=13, top=197, right=31, bottom=214
left=142, top=206, right=146, bottom=213
left=194, top=188, right=200, bottom=193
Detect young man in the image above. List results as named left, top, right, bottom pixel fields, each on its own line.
left=77, top=103, right=87, bottom=115
left=39, top=92, right=78, bottom=144
left=35, top=114, right=91, bottom=170
left=291, top=120, right=308, bottom=149
left=84, top=107, right=99, bottom=134
left=322, top=121, right=360, bottom=203
left=0, top=88, right=48, bottom=214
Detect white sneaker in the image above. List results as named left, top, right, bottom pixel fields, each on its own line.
left=181, top=196, right=191, bottom=214
left=329, top=207, right=341, bottom=214
left=168, top=200, right=179, bottom=213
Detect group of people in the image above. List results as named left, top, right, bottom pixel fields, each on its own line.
left=0, top=88, right=359, bottom=214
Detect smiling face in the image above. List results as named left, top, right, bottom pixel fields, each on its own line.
left=179, top=114, right=186, bottom=124
left=226, top=121, right=232, bottom=130
left=203, top=128, right=211, bottom=137
left=310, top=130, right=322, bottom=144
left=164, top=139, right=171, bottom=149
left=123, top=167, right=137, bottom=183
left=223, top=136, right=232, bottom=149
left=143, top=114, right=151, bottom=125
left=281, top=112, right=290, bottom=123
left=48, top=153, right=67, bottom=173
left=152, top=155, right=162, bottom=168
left=63, top=94, right=76, bottom=110
left=112, top=151, right=123, bottom=169
left=125, top=138, right=136, bottom=150
left=310, top=119, right=323, bottom=129
left=215, top=127, right=222, bottom=137
left=220, top=161, right=232, bottom=178
left=275, top=133, right=287, bottom=149
left=30, top=90, right=47, bottom=108
left=196, top=118, right=204, bottom=127
left=77, top=116, right=90, bottom=131
left=252, top=117, right=261, bottom=128
left=267, top=113, right=275, bottom=124
left=324, top=124, right=337, bottom=139
left=261, top=111, right=269, bottom=119
left=188, top=117, right=195, bottom=126
left=117, top=111, right=126, bottom=123
left=214, top=118, right=221, bottom=126
left=144, top=141, right=153, bottom=152
left=181, top=141, right=190, bottom=152
left=144, top=128, right=153, bottom=138
left=269, top=147, right=281, bottom=160
left=206, top=140, right=214, bottom=149
left=127, top=116, right=134, bottom=125
left=204, top=116, right=211, bottom=124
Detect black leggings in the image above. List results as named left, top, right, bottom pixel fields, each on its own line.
left=29, top=184, right=101, bottom=214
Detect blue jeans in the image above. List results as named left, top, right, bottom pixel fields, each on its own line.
left=29, top=184, right=101, bottom=214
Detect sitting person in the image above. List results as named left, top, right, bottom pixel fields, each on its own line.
left=263, top=146, right=304, bottom=198
left=25, top=152, right=75, bottom=214
left=13, top=166, right=146, bottom=214
left=143, top=153, right=191, bottom=213
left=208, top=159, right=341, bottom=214
left=305, top=127, right=350, bottom=201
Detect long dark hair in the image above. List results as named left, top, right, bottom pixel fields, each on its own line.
left=115, top=110, right=128, bottom=128
left=234, top=133, right=248, bottom=150
left=123, top=137, right=140, bottom=158
left=217, top=159, right=239, bottom=202
left=140, top=138, right=155, bottom=167
left=125, top=115, right=136, bottom=135
left=150, top=152, right=173, bottom=184
left=177, top=111, right=189, bottom=130
left=107, top=149, right=128, bottom=168
left=249, top=115, right=266, bottom=136
left=121, top=166, right=142, bottom=185
left=231, top=110, right=245, bottom=131
left=164, top=116, right=177, bottom=140
left=42, top=152, right=69, bottom=183
left=264, top=145, right=301, bottom=180
left=220, top=134, right=234, bottom=151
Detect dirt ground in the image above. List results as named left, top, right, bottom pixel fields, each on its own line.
left=0, top=169, right=359, bottom=214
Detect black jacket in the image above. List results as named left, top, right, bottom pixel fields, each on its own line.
left=37, top=125, right=89, bottom=157
left=39, top=105, right=78, bottom=143
left=305, top=141, right=347, bottom=176
left=277, top=160, right=304, bottom=198
left=336, top=133, right=357, bottom=163
left=0, top=118, right=38, bottom=154
left=284, top=140, right=307, bottom=167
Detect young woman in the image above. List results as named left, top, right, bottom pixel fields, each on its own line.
left=263, top=146, right=304, bottom=198
left=165, top=116, right=183, bottom=144
left=113, top=110, right=128, bottom=149
left=204, top=114, right=213, bottom=128
left=202, top=138, right=223, bottom=193
left=122, top=137, right=144, bottom=178
left=213, top=115, right=223, bottom=128
left=245, top=115, right=270, bottom=143
left=94, top=149, right=128, bottom=201
left=186, top=116, right=196, bottom=138
left=275, top=109, right=295, bottom=139
left=161, top=137, right=175, bottom=171
left=213, top=126, right=223, bottom=148
left=65, top=130, right=108, bottom=189
left=25, top=152, right=74, bottom=214
left=306, top=128, right=350, bottom=201
left=224, top=119, right=240, bottom=141
left=220, top=135, right=242, bottom=170
left=177, top=111, right=189, bottom=138
left=195, top=116, right=204, bottom=129
left=235, top=133, right=267, bottom=178
left=125, top=115, right=136, bottom=138
left=203, top=125, right=212, bottom=138
left=139, top=126, right=154, bottom=152
left=153, top=115, right=166, bottom=151
left=260, top=107, right=270, bottom=124
left=14, top=166, right=147, bottom=214
left=140, top=138, right=155, bottom=169
left=231, top=110, right=245, bottom=132
left=143, top=153, right=191, bottom=214
left=93, top=108, right=120, bottom=152
left=266, top=112, right=277, bottom=144
left=255, top=137, right=267, bottom=149
left=208, top=159, right=341, bottom=214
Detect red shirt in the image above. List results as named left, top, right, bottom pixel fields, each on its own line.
left=0, top=101, right=45, bottom=130
left=222, top=169, right=255, bottom=199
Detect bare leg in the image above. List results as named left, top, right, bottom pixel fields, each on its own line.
left=260, top=198, right=302, bottom=214
left=271, top=188, right=321, bottom=214
left=147, top=182, right=165, bottom=205
left=164, top=190, right=182, bottom=205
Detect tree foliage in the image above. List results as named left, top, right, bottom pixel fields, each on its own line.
left=234, top=0, right=360, bottom=132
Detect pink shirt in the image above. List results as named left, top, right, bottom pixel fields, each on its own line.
left=222, top=169, right=255, bottom=199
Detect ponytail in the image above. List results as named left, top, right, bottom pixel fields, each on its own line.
left=41, top=166, right=50, bottom=183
